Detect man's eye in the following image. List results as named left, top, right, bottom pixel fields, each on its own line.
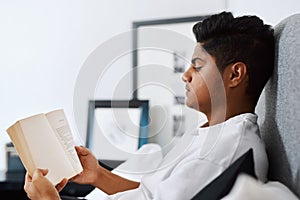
left=194, top=66, right=203, bottom=71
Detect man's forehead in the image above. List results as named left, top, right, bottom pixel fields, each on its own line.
left=192, top=43, right=217, bottom=65
left=192, top=43, right=210, bottom=59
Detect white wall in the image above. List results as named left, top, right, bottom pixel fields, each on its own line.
left=227, top=0, right=300, bottom=26
left=0, top=0, right=225, bottom=172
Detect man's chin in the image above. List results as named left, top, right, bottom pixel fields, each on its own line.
left=185, top=101, right=195, bottom=109
left=185, top=101, right=201, bottom=112
left=185, top=100, right=191, bottom=108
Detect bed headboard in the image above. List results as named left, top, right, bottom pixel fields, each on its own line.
left=255, top=13, right=300, bottom=197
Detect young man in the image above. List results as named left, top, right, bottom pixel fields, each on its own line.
left=24, top=11, right=275, bottom=200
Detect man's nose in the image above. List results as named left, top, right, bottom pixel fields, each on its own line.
left=182, top=66, right=192, bottom=83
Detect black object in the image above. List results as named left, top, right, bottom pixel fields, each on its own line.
left=60, top=182, right=94, bottom=197
left=192, top=148, right=257, bottom=200
left=61, top=195, right=87, bottom=200
left=5, top=142, right=26, bottom=181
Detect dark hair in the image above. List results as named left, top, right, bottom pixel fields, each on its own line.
left=193, top=11, right=275, bottom=102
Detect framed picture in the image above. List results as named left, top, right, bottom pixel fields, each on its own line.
left=86, top=100, right=149, bottom=166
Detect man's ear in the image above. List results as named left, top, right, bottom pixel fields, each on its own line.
left=227, top=62, right=247, bottom=87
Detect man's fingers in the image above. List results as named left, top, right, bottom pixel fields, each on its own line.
left=25, top=171, right=32, bottom=182
left=33, top=168, right=49, bottom=178
left=40, top=168, right=49, bottom=176
left=24, top=172, right=32, bottom=191
left=75, top=145, right=89, bottom=156
left=56, top=178, right=68, bottom=192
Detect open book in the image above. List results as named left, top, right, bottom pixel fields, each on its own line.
left=6, top=109, right=83, bottom=185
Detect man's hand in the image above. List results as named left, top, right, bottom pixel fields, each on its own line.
left=70, top=146, right=101, bottom=185
left=24, top=169, right=67, bottom=200
left=71, top=145, right=140, bottom=195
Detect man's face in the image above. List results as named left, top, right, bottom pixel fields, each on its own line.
left=182, top=43, right=225, bottom=116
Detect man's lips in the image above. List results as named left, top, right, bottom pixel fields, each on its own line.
left=185, top=86, right=190, bottom=92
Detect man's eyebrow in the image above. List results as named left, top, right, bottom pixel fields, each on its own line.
left=191, top=57, right=206, bottom=65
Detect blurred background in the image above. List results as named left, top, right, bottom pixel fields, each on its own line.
left=1, top=0, right=300, bottom=175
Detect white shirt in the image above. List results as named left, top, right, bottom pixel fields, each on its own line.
left=103, top=113, right=268, bottom=200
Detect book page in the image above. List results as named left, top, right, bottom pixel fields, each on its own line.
left=46, top=109, right=83, bottom=174
left=18, top=113, right=79, bottom=185
left=6, top=122, right=36, bottom=175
